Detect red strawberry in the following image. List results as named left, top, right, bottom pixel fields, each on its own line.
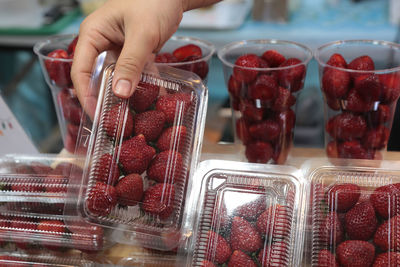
left=37, top=220, right=66, bottom=249
left=317, top=249, right=339, bottom=267
left=157, top=125, right=187, bottom=152
left=273, top=109, right=296, bottom=134
left=86, top=182, right=117, bottom=216
left=10, top=217, right=37, bottom=250
left=14, top=164, right=33, bottom=174
left=245, top=141, right=273, bottom=163
left=228, top=250, right=257, bottom=267
left=93, top=153, right=120, bottom=185
left=234, top=195, right=266, bottom=221
left=129, top=82, right=160, bottom=112
left=368, top=104, right=391, bottom=126
left=322, top=68, right=351, bottom=99
left=58, top=89, right=83, bottom=125
left=179, top=58, right=209, bottom=80
left=362, top=125, right=390, bottom=150
left=230, top=216, right=262, bottom=252
left=233, top=54, right=260, bottom=83
left=155, top=53, right=178, bottom=63
left=272, top=86, right=296, bottom=111
left=370, top=183, right=400, bottom=219
left=326, top=95, right=341, bottom=111
left=337, top=240, right=375, bottom=267
left=67, top=36, right=79, bottom=55
left=354, top=74, right=382, bottom=102
left=326, top=183, right=360, bottom=212
left=326, top=53, right=347, bottom=68
left=115, top=174, right=143, bottom=206
left=348, top=55, right=375, bottom=73
left=228, top=75, right=243, bottom=98
left=328, top=112, right=367, bottom=140
left=373, top=252, right=400, bottom=267
left=278, top=58, right=305, bottom=92
left=0, top=256, right=28, bottom=267
left=11, top=179, right=43, bottom=193
left=374, top=215, right=400, bottom=251
left=379, top=72, right=400, bottom=104
left=236, top=118, right=252, bottom=145
left=257, top=242, right=288, bottom=266
left=262, top=50, right=286, bottom=67
left=67, top=220, right=104, bottom=252
left=30, top=162, right=52, bottom=175
left=103, top=103, right=134, bottom=139
left=345, top=201, right=378, bottom=241
left=338, top=140, right=374, bottom=159
left=256, top=205, right=290, bottom=239
left=134, top=110, right=165, bottom=141
left=319, top=212, right=344, bottom=246
left=239, top=100, right=265, bottom=122
left=345, top=88, right=374, bottom=113
left=147, top=150, right=183, bottom=183
left=173, top=44, right=202, bottom=61
left=155, top=93, right=192, bottom=123
left=118, top=135, right=156, bottom=174
left=248, top=74, right=278, bottom=101
left=45, top=49, right=72, bottom=87
left=206, top=231, right=232, bottom=264
left=326, top=141, right=339, bottom=158
left=200, top=260, right=217, bottom=267
left=141, top=183, right=175, bottom=219
left=249, top=120, right=281, bottom=142
left=258, top=57, right=270, bottom=75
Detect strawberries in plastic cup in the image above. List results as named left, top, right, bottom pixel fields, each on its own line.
left=315, top=40, right=400, bottom=161
left=218, top=40, right=312, bottom=164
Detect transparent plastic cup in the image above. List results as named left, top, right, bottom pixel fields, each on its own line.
left=218, top=40, right=312, bottom=164
left=155, top=36, right=215, bottom=84
left=315, top=40, right=400, bottom=161
left=34, top=34, right=82, bottom=153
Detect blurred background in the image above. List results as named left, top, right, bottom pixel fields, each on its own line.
left=0, top=0, right=399, bottom=154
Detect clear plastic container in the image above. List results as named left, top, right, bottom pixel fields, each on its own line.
left=117, top=251, right=183, bottom=266
left=183, top=160, right=307, bottom=266
left=305, top=158, right=400, bottom=267
left=66, top=51, right=208, bottom=251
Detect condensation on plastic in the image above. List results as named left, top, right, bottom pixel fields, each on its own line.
left=303, top=158, right=400, bottom=267
left=65, top=51, right=208, bottom=251
left=182, top=160, right=307, bottom=267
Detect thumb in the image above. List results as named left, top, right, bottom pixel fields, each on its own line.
left=112, top=30, right=157, bottom=98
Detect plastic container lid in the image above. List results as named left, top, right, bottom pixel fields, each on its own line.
left=66, top=52, right=208, bottom=251
left=305, top=159, right=400, bottom=267
left=183, top=160, right=307, bottom=266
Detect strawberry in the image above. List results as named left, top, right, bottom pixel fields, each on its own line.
left=14, top=164, right=33, bottom=174
left=67, top=123, right=79, bottom=140
left=45, top=49, right=72, bottom=87
left=248, top=74, right=278, bottom=101
left=231, top=97, right=240, bottom=111
left=362, top=125, right=390, bottom=150
left=249, top=120, right=281, bottom=142
left=257, top=242, right=288, bottom=266
left=134, top=110, right=166, bottom=141
left=326, top=141, right=339, bottom=158
left=86, top=182, right=117, bottom=216
left=179, top=58, right=209, bottom=80
left=236, top=118, right=252, bottom=145
left=374, top=215, right=400, bottom=251
left=370, top=183, right=400, bottom=219
left=273, top=109, right=296, bottom=134
left=245, top=141, right=273, bottom=163
left=368, top=104, right=391, bottom=126
left=348, top=55, right=375, bottom=73
left=10, top=217, right=37, bottom=249
left=37, top=220, right=66, bottom=234
left=344, top=88, right=374, bottom=113
left=354, top=74, right=382, bottom=102
left=317, top=249, right=339, bottom=267
left=256, top=205, right=290, bottom=239
left=155, top=53, right=178, bottom=63
left=173, top=44, right=202, bottom=61
left=67, top=221, right=104, bottom=252
left=115, top=173, right=143, bottom=206
left=141, top=183, right=175, bottom=219
left=206, top=231, right=232, bottom=264
left=30, top=162, right=52, bottom=175
left=93, top=153, right=120, bottom=185
left=58, top=89, right=83, bottom=125
left=326, top=183, right=360, bottom=212
left=326, top=95, right=341, bottom=111
left=338, top=140, right=374, bottom=159
left=157, top=125, right=187, bottom=152
left=147, top=150, right=183, bottom=183
left=234, top=195, right=266, bottom=221
left=319, top=211, right=344, bottom=246
left=328, top=112, right=367, bottom=140
left=200, top=260, right=217, bottom=267
left=278, top=58, right=305, bottom=92
left=326, top=53, right=347, bottom=68
left=228, top=250, right=257, bottom=267
left=0, top=256, right=27, bottom=267
left=118, top=135, right=156, bottom=174
left=230, top=216, right=262, bottom=252
left=271, top=86, right=296, bottom=112
left=345, top=201, right=378, bottom=241
left=322, top=68, right=351, bottom=99
left=11, top=179, right=43, bottom=192
left=103, top=103, right=134, bottom=139
left=228, top=75, right=243, bottom=98
left=155, top=93, right=192, bottom=123
left=373, top=252, right=400, bottom=267
left=239, top=100, right=265, bottom=122
left=233, top=54, right=260, bottom=83
left=67, top=36, right=79, bottom=55
left=129, top=82, right=160, bottom=112
left=379, top=72, right=400, bottom=104
left=258, top=57, right=270, bottom=75
left=337, top=240, right=375, bottom=267
left=262, top=50, right=286, bottom=67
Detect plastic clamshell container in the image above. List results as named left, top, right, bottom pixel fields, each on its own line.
left=184, top=160, right=307, bottom=267
left=305, top=159, right=400, bottom=267
left=67, top=52, right=208, bottom=251
left=117, top=251, right=183, bottom=267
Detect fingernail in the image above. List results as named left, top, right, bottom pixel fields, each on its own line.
left=114, top=79, right=132, bottom=97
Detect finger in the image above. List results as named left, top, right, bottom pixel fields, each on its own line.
left=112, top=27, right=158, bottom=98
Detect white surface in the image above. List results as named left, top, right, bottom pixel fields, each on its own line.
left=180, top=0, right=252, bottom=30
left=0, top=0, right=45, bottom=28
left=0, top=96, right=38, bottom=155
